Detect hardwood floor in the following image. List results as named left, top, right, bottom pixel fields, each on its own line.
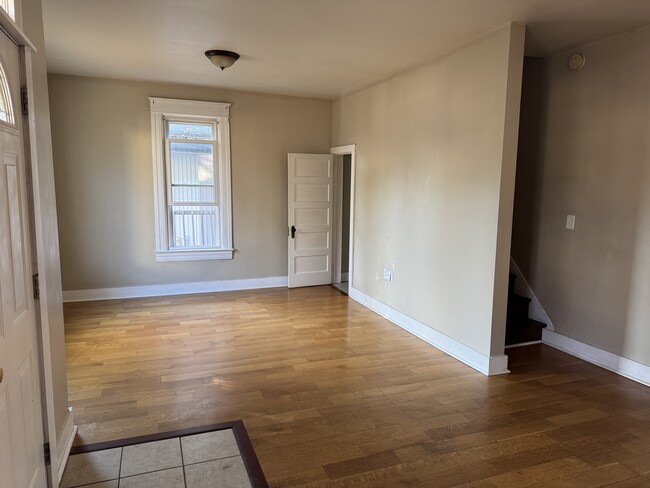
left=64, top=285, right=650, bottom=487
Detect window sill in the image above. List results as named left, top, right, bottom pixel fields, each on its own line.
left=155, top=249, right=234, bottom=262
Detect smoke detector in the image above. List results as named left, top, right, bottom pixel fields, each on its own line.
left=568, top=53, right=586, bottom=71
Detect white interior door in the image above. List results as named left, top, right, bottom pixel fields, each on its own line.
left=288, top=153, right=334, bottom=288
left=0, top=28, right=47, bottom=488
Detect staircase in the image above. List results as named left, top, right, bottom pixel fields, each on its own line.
left=506, top=273, right=546, bottom=345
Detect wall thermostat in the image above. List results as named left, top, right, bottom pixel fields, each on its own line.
left=568, top=53, right=586, bottom=71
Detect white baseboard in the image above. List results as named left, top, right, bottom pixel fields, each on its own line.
left=55, top=407, right=76, bottom=485
left=62, top=276, right=288, bottom=302
left=349, top=286, right=509, bottom=376
left=510, top=258, right=554, bottom=330
left=543, top=329, right=650, bottom=387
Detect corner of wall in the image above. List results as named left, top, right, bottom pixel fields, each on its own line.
left=489, top=21, right=526, bottom=357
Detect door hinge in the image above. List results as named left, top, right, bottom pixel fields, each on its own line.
left=21, top=87, right=28, bottom=115
left=43, top=443, right=51, bottom=466
left=32, top=273, right=39, bottom=300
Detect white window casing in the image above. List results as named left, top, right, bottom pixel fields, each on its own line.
left=150, top=97, right=233, bottom=262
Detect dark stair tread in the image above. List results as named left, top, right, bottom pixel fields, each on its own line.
left=509, top=294, right=531, bottom=304
left=505, top=319, right=547, bottom=345
left=527, top=318, right=547, bottom=329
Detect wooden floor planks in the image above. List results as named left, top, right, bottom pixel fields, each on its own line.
left=64, top=285, right=650, bottom=487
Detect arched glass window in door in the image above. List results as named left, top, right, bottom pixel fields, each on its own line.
left=0, top=61, right=14, bottom=124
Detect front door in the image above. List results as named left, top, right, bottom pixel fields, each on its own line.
left=0, top=28, right=47, bottom=488
left=287, top=153, right=334, bottom=288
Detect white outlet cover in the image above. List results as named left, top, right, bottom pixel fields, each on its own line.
left=566, top=214, right=575, bottom=230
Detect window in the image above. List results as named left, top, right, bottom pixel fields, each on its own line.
left=0, top=62, right=14, bottom=124
left=0, top=0, right=15, bottom=21
left=150, top=98, right=233, bottom=261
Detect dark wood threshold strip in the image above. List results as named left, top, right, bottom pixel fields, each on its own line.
left=69, top=420, right=269, bottom=488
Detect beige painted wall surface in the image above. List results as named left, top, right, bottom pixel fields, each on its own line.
left=332, top=25, right=524, bottom=357
left=512, top=25, right=650, bottom=367
left=23, top=0, right=70, bottom=443
left=49, top=75, right=332, bottom=290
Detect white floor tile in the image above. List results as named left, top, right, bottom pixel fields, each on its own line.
left=185, top=457, right=252, bottom=488
left=181, top=429, right=240, bottom=465
left=119, top=467, right=185, bottom=488
left=60, top=448, right=122, bottom=488
left=121, top=438, right=182, bottom=477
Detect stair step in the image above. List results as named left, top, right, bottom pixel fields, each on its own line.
left=505, top=319, right=546, bottom=345
left=507, top=294, right=531, bottom=324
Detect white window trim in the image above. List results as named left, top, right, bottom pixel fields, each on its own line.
left=150, top=97, right=233, bottom=262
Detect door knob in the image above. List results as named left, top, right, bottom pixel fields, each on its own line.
left=0, top=368, right=3, bottom=384
left=291, top=225, right=296, bottom=238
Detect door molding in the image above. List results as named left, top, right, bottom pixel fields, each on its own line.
left=330, top=144, right=356, bottom=289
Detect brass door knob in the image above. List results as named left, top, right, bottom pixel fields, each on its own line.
left=0, top=368, right=3, bottom=384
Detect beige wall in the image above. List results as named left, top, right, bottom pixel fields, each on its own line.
left=512, top=25, right=650, bottom=367
left=332, top=24, right=524, bottom=358
left=23, top=0, right=70, bottom=446
left=49, top=75, right=332, bottom=290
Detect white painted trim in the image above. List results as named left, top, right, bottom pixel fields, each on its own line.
left=349, top=286, right=509, bottom=376
left=543, top=329, right=650, bottom=387
left=55, top=408, right=76, bottom=485
left=155, top=249, right=234, bottom=262
left=150, top=98, right=233, bottom=260
left=20, top=45, right=59, bottom=488
left=504, top=340, right=542, bottom=349
left=62, top=276, right=288, bottom=302
left=0, top=7, right=35, bottom=51
left=332, top=157, right=344, bottom=284
left=149, top=97, right=230, bottom=117
left=330, top=145, right=356, bottom=290
left=510, top=258, right=554, bottom=330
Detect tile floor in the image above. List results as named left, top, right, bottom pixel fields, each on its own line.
left=61, top=428, right=252, bottom=488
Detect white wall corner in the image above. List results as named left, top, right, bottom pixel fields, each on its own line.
left=510, top=258, right=555, bottom=330
left=349, top=286, right=509, bottom=376
left=543, top=329, right=650, bottom=388
left=62, top=276, right=288, bottom=302
left=55, top=407, right=77, bottom=485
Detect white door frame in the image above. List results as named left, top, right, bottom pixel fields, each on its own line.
left=0, top=11, right=75, bottom=487
left=330, top=144, right=356, bottom=288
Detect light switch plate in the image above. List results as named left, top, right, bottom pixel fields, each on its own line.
left=383, top=268, right=393, bottom=282
left=566, top=214, right=575, bottom=230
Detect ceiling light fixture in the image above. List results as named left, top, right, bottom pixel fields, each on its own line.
left=205, top=50, right=240, bottom=70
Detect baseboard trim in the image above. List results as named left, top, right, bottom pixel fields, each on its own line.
left=504, top=340, right=542, bottom=349
left=56, top=407, right=76, bottom=484
left=63, top=276, right=289, bottom=302
left=349, top=286, right=509, bottom=376
left=543, top=329, right=650, bottom=387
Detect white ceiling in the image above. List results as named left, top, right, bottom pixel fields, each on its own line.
left=42, top=0, right=650, bottom=99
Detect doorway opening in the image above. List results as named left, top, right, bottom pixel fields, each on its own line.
left=331, top=147, right=354, bottom=295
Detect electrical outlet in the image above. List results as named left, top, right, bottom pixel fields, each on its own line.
left=383, top=268, right=393, bottom=282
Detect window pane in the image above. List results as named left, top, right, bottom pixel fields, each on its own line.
left=170, top=205, right=220, bottom=248
left=170, top=142, right=215, bottom=203
left=0, top=0, right=15, bottom=20
left=167, top=121, right=214, bottom=140
left=0, top=62, right=14, bottom=124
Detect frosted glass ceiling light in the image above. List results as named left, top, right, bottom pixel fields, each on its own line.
left=205, top=50, right=240, bottom=70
